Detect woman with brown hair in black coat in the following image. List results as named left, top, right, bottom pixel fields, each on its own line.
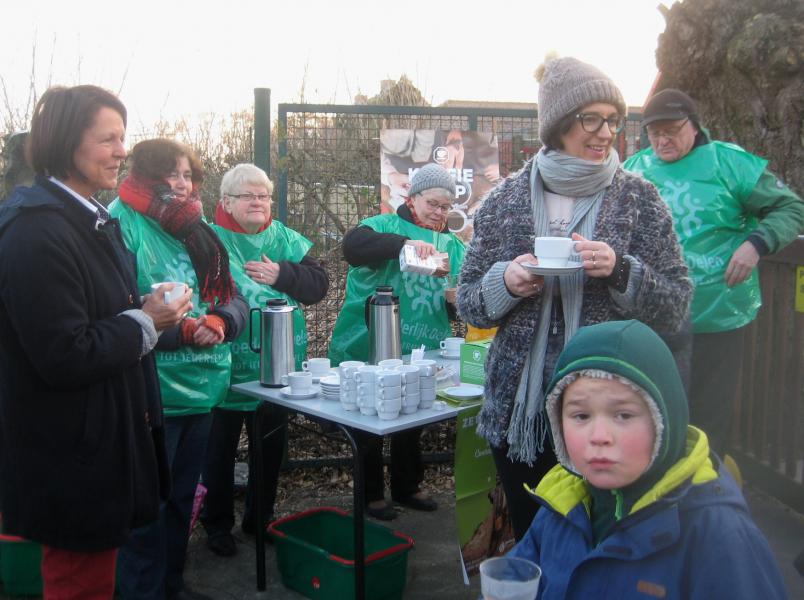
left=0, top=85, right=189, bottom=598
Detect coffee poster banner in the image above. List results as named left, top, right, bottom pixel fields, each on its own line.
left=379, top=129, right=501, bottom=242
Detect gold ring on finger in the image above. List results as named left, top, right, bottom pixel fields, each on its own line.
left=592, top=250, right=597, bottom=261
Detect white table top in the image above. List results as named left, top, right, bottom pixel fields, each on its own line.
left=231, top=350, right=467, bottom=435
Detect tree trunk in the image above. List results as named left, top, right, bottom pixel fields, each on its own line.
left=655, top=0, right=803, bottom=194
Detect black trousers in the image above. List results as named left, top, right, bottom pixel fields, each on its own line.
left=354, top=427, right=424, bottom=503
left=491, top=443, right=557, bottom=542
left=201, top=406, right=287, bottom=534
left=689, top=326, right=746, bottom=455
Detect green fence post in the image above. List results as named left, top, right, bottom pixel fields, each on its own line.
left=277, top=105, right=288, bottom=223
left=254, top=88, right=271, bottom=177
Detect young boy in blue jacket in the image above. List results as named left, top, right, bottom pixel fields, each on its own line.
left=508, top=320, right=787, bottom=599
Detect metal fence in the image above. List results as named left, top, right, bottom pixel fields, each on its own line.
left=258, top=99, right=803, bottom=508
left=271, top=102, right=643, bottom=358
left=730, top=239, right=804, bottom=513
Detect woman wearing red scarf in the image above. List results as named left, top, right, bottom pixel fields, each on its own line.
left=201, top=164, right=328, bottom=557
left=109, top=139, right=248, bottom=600
left=329, top=163, right=466, bottom=521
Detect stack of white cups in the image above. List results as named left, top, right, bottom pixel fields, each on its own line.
left=412, top=359, right=437, bottom=409
left=374, top=369, right=402, bottom=420
left=397, top=365, right=421, bottom=414
left=338, top=361, right=364, bottom=411
left=354, top=365, right=381, bottom=415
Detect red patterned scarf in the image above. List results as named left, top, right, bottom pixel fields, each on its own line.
left=404, top=198, right=448, bottom=232
left=119, top=174, right=236, bottom=305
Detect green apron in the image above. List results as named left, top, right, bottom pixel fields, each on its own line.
left=624, top=141, right=766, bottom=333
left=109, top=200, right=232, bottom=416
left=328, top=214, right=465, bottom=364
left=213, top=222, right=312, bottom=411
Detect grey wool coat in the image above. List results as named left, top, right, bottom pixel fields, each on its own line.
left=456, top=160, right=693, bottom=449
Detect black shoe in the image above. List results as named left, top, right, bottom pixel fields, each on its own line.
left=392, top=493, right=438, bottom=512
left=169, top=589, right=214, bottom=600
left=206, top=530, right=237, bottom=557
left=366, top=502, right=398, bottom=521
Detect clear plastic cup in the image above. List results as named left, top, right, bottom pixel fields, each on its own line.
left=479, top=556, right=541, bottom=600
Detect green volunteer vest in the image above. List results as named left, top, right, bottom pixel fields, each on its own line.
left=212, top=222, right=312, bottom=411
left=109, top=200, right=232, bottom=416
left=624, top=141, right=766, bottom=333
left=328, top=214, right=465, bottom=365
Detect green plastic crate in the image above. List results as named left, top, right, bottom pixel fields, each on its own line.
left=0, top=533, right=43, bottom=596
left=267, top=507, right=414, bottom=600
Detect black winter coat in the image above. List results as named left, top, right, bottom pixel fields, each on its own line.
left=0, top=178, right=169, bottom=551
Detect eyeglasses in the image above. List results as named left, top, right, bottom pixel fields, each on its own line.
left=646, top=118, right=689, bottom=141
left=227, top=192, right=272, bottom=202
left=425, top=199, right=452, bottom=213
left=575, top=113, right=625, bottom=134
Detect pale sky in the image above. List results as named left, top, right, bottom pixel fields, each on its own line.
left=1, top=0, right=676, bottom=133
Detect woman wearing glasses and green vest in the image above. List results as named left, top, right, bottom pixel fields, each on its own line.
left=329, top=163, right=466, bottom=521
left=201, top=164, right=328, bottom=557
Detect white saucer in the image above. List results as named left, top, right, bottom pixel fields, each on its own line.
left=279, top=385, right=320, bottom=399
left=311, top=370, right=339, bottom=383
left=521, top=261, right=583, bottom=276
left=439, top=350, right=461, bottom=359
left=319, top=375, right=340, bottom=386
left=443, top=385, right=484, bottom=399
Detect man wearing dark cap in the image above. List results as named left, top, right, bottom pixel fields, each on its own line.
left=625, top=88, right=804, bottom=454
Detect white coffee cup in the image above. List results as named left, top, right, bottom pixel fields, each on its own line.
left=418, top=375, right=436, bottom=390
left=440, top=337, right=465, bottom=356
left=374, top=385, right=401, bottom=400
left=397, top=365, right=421, bottom=383
left=533, top=236, right=575, bottom=268
left=419, top=387, right=436, bottom=409
left=411, top=359, right=438, bottom=377
left=151, top=281, right=186, bottom=305
left=339, top=360, right=365, bottom=379
left=357, top=392, right=377, bottom=415
left=302, top=357, right=331, bottom=377
left=376, top=397, right=402, bottom=420
left=280, top=371, right=313, bottom=394
left=401, top=390, right=420, bottom=414
left=354, top=365, right=381, bottom=384
left=375, top=370, right=402, bottom=387
left=378, top=358, right=403, bottom=370
left=340, top=387, right=358, bottom=411
left=356, top=382, right=375, bottom=398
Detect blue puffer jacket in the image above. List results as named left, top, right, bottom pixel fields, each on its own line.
left=509, top=427, right=788, bottom=599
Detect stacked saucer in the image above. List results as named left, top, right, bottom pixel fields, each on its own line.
left=319, top=374, right=340, bottom=400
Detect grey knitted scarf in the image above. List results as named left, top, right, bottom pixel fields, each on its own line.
left=504, top=148, right=618, bottom=463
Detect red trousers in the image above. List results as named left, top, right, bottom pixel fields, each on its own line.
left=41, top=546, right=118, bottom=600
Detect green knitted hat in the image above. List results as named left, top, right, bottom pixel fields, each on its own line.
left=544, top=320, right=689, bottom=482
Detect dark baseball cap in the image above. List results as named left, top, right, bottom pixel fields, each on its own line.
left=642, top=88, right=697, bottom=127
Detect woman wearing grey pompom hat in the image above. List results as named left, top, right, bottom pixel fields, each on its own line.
left=456, top=56, right=693, bottom=540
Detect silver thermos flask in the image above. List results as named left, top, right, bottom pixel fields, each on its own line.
left=250, top=298, right=296, bottom=387
left=365, top=286, right=402, bottom=365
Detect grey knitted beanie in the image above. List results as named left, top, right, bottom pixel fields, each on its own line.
left=536, top=57, right=626, bottom=145
left=408, top=163, right=457, bottom=198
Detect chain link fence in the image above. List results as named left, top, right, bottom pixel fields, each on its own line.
left=271, top=103, right=643, bottom=358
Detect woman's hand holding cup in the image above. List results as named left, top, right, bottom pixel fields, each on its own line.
left=504, top=254, right=544, bottom=297
left=142, top=284, right=193, bottom=331
left=572, top=233, right=615, bottom=278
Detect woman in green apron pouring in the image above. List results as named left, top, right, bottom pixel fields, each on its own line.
left=329, top=163, right=465, bottom=520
